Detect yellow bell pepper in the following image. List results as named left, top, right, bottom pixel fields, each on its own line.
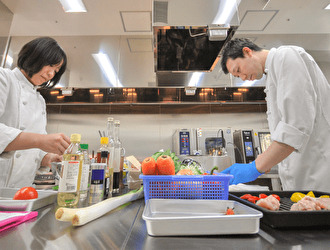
left=306, top=191, right=315, bottom=198
left=290, top=192, right=306, bottom=202
left=320, top=195, right=330, bottom=198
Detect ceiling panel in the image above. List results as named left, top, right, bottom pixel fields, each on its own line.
left=238, top=10, right=278, bottom=31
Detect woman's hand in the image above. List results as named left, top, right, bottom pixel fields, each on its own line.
left=5, top=132, right=71, bottom=155
left=41, top=153, right=62, bottom=167
left=37, top=133, right=71, bottom=155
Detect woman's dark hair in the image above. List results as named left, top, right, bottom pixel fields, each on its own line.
left=220, top=38, right=262, bottom=74
left=17, top=37, right=67, bottom=89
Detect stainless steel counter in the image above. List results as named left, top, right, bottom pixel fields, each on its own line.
left=1, top=198, right=330, bottom=250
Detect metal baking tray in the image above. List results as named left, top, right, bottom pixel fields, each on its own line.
left=142, top=199, right=263, bottom=236
left=0, top=188, right=57, bottom=211
left=229, top=191, right=330, bottom=228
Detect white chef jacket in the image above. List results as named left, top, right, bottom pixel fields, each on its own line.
left=0, top=67, right=47, bottom=188
left=264, top=46, right=330, bottom=192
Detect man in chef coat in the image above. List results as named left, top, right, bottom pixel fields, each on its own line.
left=220, top=38, right=330, bottom=192
left=0, top=37, right=71, bottom=188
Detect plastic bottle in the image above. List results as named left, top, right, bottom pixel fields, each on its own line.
left=112, top=120, right=122, bottom=193
left=79, top=144, right=91, bottom=205
left=57, top=134, right=83, bottom=207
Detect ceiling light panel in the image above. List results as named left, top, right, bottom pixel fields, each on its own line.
left=58, top=0, right=87, bottom=13
left=238, top=10, right=278, bottom=31
left=121, top=11, right=152, bottom=32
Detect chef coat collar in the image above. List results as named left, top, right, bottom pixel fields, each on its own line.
left=264, top=48, right=277, bottom=75
left=13, top=67, right=38, bottom=91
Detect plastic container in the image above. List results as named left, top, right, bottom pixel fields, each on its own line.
left=139, top=174, right=232, bottom=202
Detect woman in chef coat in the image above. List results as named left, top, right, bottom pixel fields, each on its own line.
left=220, top=38, right=330, bottom=192
left=0, top=37, right=71, bottom=188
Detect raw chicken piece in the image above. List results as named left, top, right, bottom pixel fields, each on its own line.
left=256, top=195, right=280, bottom=211
left=290, top=196, right=322, bottom=211
left=316, top=198, right=330, bottom=210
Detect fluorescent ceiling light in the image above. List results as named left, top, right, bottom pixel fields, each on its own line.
left=58, top=0, right=87, bottom=13
left=325, top=4, right=330, bottom=10
left=213, top=0, right=241, bottom=24
left=188, top=72, right=204, bottom=87
left=93, top=53, right=123, bottom=87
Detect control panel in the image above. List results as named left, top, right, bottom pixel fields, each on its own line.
left=179, top=131, right=190, bottom=155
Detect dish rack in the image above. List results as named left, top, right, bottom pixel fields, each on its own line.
left=139, top=174, right=232, bottom=201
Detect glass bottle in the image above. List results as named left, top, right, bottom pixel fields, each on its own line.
left=79, top=143, right=91, bottom=205
left=107, top=117, right=114, bottom=195
left=97, top=137, right=111, bottom=199
left=57, top=133, right=83, bottom=207
left=112, top=120, right=122, bottom=193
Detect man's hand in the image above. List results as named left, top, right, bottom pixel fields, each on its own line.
left=221, top=161, right=263, bottom=185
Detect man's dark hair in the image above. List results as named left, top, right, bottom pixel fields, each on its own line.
left=17, top=37, right=67, bottom=89
left=220, top=38, right=262, bottom=74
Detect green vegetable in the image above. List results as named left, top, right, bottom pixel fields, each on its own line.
left=210, top=166, right=219, bottom=175
left=179, top=158, right=205, bottom=175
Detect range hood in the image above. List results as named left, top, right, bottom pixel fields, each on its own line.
left=153, top=0, right=240, bottom=86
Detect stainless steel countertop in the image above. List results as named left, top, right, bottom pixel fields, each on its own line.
left=1, top=197, right=330, bottom=250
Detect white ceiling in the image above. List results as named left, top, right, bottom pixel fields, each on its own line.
left=1, top=0, right=329, bottom=88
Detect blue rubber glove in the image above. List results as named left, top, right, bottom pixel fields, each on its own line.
left=220, top=161, right=262, bottom=185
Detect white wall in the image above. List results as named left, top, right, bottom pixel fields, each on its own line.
left=46, top=112, right=268, bottom=161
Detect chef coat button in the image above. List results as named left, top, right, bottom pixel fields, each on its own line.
left=42, top=111, right=46, bottom=115
left=266, top=111, right=271, bottom=115
left=16, top=153, right=21, bottom=158
left=23, top=101, right=27, bottom=105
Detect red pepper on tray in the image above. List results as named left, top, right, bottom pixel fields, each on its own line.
left=270, top=194, right=281, bottom=201
left=259, top=193, right=268, bottom=199
left=240, top=194, right=253, bottom=199
left=247, top=196, right=260, bottom=203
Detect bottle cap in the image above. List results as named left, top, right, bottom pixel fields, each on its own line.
left=100, top=137, right=109, bottom=144
left=80, top=144, right=88, bottom=150
left=70, top=134, right=81, bottom=142
left=107, top=117, right=114, bottom=122
left=115, top=120, right=120, bottom=125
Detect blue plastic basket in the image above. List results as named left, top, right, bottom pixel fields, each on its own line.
left=139, top=174, right=233, bottom=201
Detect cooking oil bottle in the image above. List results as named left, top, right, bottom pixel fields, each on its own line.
left=57, top=134, right=83, bottom=207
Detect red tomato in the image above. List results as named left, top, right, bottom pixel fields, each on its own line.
left=270, top=194, right=281, bottom=201
left=259, top=193, right=268, bottom=199
left=13, top=187, right=38, bottom=200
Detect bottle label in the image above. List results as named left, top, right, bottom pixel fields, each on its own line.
left=58, top=161, right=80, bottom=192
left=89, top=169, right=105, bottom=204
left=80, top=163, right=90, bottom=192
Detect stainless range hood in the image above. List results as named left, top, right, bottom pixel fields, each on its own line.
left=153, top=0, right=240, bottom=86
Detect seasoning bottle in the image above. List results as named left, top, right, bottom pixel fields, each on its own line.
left=57, top=133, right=83, bottom=207
left=112, top=120, right=122, bottom=193
left=89, top=163, right=106, bottom=204
left=79, top=143, right=91, bottom=205
left=96, top=137, right=109, bottom=163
